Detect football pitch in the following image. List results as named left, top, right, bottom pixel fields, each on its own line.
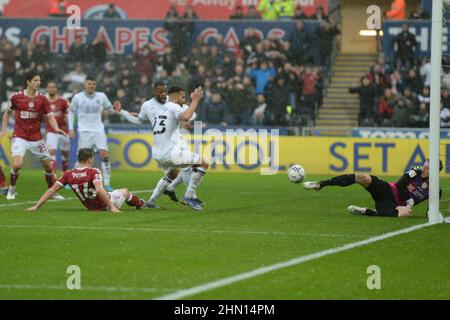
left=0, top=170, right=449, bottom=300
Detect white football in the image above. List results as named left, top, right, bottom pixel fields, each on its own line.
left=445, top=0, right=450, bottom=10
left=288, top=164, right=306, bottom=184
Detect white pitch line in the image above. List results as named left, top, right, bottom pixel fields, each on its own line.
left=0, top=224, right=363, bottom=239
left=0, top=284, right=177, bottom=293
left=0, top=189, right=154, bottom=209
left=155, top=222, right=434, bottom=300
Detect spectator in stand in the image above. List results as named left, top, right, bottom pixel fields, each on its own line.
left=230, top=5, right=245, bottom=19
left=349, top=76, right=377, bottom=125
left=409, top=4, right=430, bottom=20
left=393, top=23, right=417, bottom=70
left=404, top=68, right=423, bottom=94
left=275, top=0, right=295, bottom=20
left=310, top=5, right=329, bottom=22
left=247, top=59, right=277, bottom=95
left=228, top=78, right=256, bottom=125
left=440, top=101, right=450, bottom=128
left=294, top=5, right=309, bottom=20
left=368, top=63, right=388, bottom=97
left=103, top=3, right=121, bottom=19
left=183, top=5, right=199, bottom=20
left=67, top=36, right=87, bottom=64
left=87, top=34, right=107, bottom=70
left=420, top=58, right=431, bottom=87
left=48, top=0, right=69, bottom=17
left=165, top=4, right=180, bottom=19
left=299, top=67, right=320, bottom=124
left=32, top=38, right=52, bottom=66
left=265, top=75, right=291, bottom=125
left=314, top=20, right=340, bottom=70
left=165, top=16, right=192, bottom=64
left=63, top=62, right=87, bottom=92
left=410, top=102, right=429, bottom=128
left=442, top=89, right=450, bottom=109
left=417, top=86, right=430, bottom=109
left=289, top=19, right=310, bottom=66
left=200, top=91, right=230, bottom=126
left=246, top=5, right=261, bottom=19
left=385, top=0, right=406, bottom=20
left=378, top=88, right=396, bottom=124
left=0, top=40, right=17, bottom=80
left=402, top=87, right=417, bottom=111
left=392, top=98, right=412, bottom=127
left=134, top=44, right=156, bottom=80
left=390, top=69, right=405, bottom=95
left=253, top=94, right=269, bottom=125
left=258, top=0, right=279, bottom=20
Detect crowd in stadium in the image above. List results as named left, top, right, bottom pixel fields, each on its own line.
left=0, top=0, right=445, bottom=129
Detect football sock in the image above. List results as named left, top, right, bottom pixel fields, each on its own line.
left=0, top=166, right=6, bottom=188
left=148, top=176, right=172, bottom=204
left=167, top=171, right=183, bottom=192
left=10, top=168, right=20, bottom=187
left=184, top=167, right=206, bottom=199
left=364, top=209, right=377, bottom=216
left=320, top=174, right=355, bottom=188
left=182, top=169, right=192, bottom=187
left=101, top=158, right=111, bottom=186
left=45, top=172, right=55, bottom=188
left=126, top=194, right=143, bottom=208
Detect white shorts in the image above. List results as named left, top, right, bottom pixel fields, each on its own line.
left=46, top=132, right=71, bottom=152
left=11, top=137, right=51, bottom=161
left=78, top=131, right=108, bottom=152
left=155, top=144, right=200, bottom=171
left=109, top=189, right=126, bottom=209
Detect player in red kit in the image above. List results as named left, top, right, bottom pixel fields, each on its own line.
left=45, top=81, right=71, bottom=176
left=0, top=72, right=66, bottom=200
left=27, top=148, right=145, bottom=212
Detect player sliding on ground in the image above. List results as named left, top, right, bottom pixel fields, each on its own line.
left=27, top=148, right=145, bottom=212
left=114, top=85, right=208, bottom=211
left=303, top=159, right=442, bottom=218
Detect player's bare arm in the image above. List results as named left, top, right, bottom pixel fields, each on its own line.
left=26, top=183, right=63, bottom=211
left=178, top=87, right=204, bottom=122
left=0, top=109, right=12, bottom=140
left=47, top=114, right=67, bottom=136
left=94, top=180, right=120, bottom=213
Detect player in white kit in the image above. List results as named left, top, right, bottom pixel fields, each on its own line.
left=114, top=83, right=208, bottom=210
left=68, top=77, right=116, bottom=192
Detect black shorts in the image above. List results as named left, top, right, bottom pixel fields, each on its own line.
left=365, top=176, right=399, bottom=217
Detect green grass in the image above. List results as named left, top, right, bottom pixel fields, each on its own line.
left=0, top=170, right=449, bottom=299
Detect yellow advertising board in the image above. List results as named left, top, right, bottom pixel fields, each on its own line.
left=1, top=134, right=448, bottom=176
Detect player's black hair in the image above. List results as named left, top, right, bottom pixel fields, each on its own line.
left=25, top=71, right=41, bottom=84
left=78, top=149, right=95, bottom=162
left=86, top=76, right=96, bottom=82
left=47, top=79, right=57, bottom=86
left=153, top=81, right=167, bottom=89
left=167, top=86, right=185, bottom=95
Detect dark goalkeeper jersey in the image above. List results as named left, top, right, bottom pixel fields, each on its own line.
left=389, top=166, right=431, bottom=207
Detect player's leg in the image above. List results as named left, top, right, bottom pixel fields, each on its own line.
left=0, top=165, right=7, bottom=195
left=303, top=173, right=372, bottom=191
left=46, top=132, right=58, bottom=176
left=7, top=138, right=27, bottom=200
left=118, top=188, right=145, bottom=209
left=146, top=167, right=179, bottom=208
left=179, top=168, right=203, bottom=205
left=60, top=134, right=71, bottom=173
left=182, top=160, right=209, bottom=211
left=164, top=171, right=183, bottom=202
left=97, top=131, right=112, bottom=191
left=30, top=139, right=64, bottom=199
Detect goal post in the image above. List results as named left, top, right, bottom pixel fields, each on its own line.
left=429, top=0, right=444, bottom=224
